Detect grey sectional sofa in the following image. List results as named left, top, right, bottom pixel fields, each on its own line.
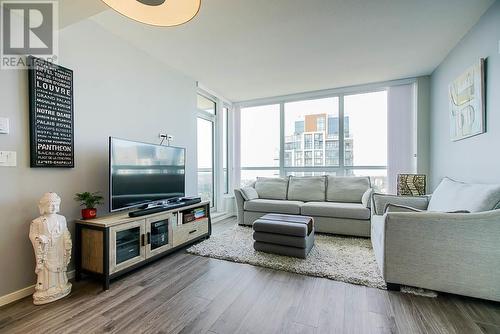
left=371, top=177, right=500, bottom=302
left=234, top=176, right=373, bottom=236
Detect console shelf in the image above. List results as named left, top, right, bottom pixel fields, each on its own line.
left=75, top=201, right=211, bottom=290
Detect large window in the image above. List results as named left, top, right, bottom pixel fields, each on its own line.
left=197, top=94, right=216, bottom=207
left=240, top=104, right=280, bottom=186
left=197, top=117, right=214, bottom=205
left=222, top=106, right=229, bottom=194
left=284, top=98, right=339, bottom=169
left=239, top=91, right=388, bottom=192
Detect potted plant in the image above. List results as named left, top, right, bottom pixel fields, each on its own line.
left=74, top=192, right=104, bottom=219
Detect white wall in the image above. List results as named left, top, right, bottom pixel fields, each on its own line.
left=430, top=1, right=500, bottom=188
left=0, top=18, right=198, bottom=297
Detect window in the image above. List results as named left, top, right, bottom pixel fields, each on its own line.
left=197, top=94, right=215, bottom=114
left=240, top=104, right=280, bottom=168
left=239, top=90, right=388, bottom=191
left=197, top=117, right=214, bottom=205
left=222, top=106, right=229, bottom=194
left=284, top=97, right=339, bottom=167
left=241, top=169, right=279, bottom=187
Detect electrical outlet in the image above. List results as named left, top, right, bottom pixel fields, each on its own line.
left=0, top=117, right=9, bottom=134
left=0, top=151, right=16, bottom=167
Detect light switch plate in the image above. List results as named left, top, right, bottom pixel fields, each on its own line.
left=0, top=117, right=9, bottom=134
left=0, top=151, right=16, bottom=167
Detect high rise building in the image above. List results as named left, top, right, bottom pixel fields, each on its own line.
left=284, top=113, right=353, bottom=169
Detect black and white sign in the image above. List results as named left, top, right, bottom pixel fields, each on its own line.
left=28, top=56, right=74, bottom=168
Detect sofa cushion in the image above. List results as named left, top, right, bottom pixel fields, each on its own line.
left=254, top=177, right=289, bottom=200
left=428, top=177, right=500, bottom=213
left=240, top=186, right=259, bottom=201
left=287, top=176, right=326, bottom=202
left=301, top=202, right=371, bottom=220
left=244, top=199, right=302, bottom=215
left=327, top=176, right=371, bottom=203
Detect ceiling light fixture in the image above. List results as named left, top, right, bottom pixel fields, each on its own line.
left=101, top=0, right=201, bottom=27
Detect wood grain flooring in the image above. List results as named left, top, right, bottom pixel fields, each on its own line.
left=1, top=217, right=499, bottom=334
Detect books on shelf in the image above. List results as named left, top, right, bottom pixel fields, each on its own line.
left=180, top=207, right=206, bottom=224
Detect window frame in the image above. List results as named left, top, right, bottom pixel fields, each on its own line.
left=237, top=78, right=405, bottom=189
left=197, top=86, right=234, bottom=213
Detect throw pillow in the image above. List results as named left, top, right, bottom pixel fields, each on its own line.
left=240, top=187, right=259, bottom=201
left=428, top=177, right=500, bottom=213
left=254, top=177, right=289, bottom=200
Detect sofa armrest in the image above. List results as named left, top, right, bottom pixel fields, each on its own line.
left=372, top=193, right=429, bottom=215
left=362, top=188, right=373, bottom=209
left=233, top=189, right=246, bottom=225
left=384, top=203, right=424, bottom=213
left=381, top=210, right=500, bottom=301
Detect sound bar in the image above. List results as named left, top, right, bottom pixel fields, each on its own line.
left=128, top=198, right=202, bottom=217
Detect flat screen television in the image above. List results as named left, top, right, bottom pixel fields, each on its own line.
left=109, top=137, right=186, bottom=212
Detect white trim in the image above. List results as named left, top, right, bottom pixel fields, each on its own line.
left=212, top=212, right=236, bottom=223
left=0, top=270, right=75, bottom=307
left=197, top=82, right=233, bottom=106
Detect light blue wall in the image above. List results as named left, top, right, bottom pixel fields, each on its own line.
left=430, top=1, right=500, bottom=189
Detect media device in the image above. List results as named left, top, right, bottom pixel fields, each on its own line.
left=109, top=137, right=187, bottom=212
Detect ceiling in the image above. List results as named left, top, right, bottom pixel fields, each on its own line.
left=66, top=0, right=493, bottom=102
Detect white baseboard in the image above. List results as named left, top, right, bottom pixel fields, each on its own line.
left=212, top=213, right=236, bottom=223
left=0, top=270, right=75, bottom=307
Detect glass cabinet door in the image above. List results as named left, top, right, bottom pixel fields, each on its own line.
left=116, top=227, right=141, bottom=264
left=146, top=213, right=173, bottom=257
left=110, top=220, right=146, bottom=274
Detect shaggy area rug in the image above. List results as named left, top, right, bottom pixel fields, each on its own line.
left=188, top=225, right=387, bottom=289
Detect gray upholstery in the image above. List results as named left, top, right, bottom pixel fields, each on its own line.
left=254, top=177, right=289, bottom=200
left=361, top=188, right=373, bottom=208
left=235, top=176, right=375, bottom=236
left=327, top=176, right=371, bottom=203
left=253, top=214, right=315, bottom=259
left=371, top=210, right=500, bottom=302
left=253, top=231, right=310, bottom=248
left=253, top=216, right=312, bottom=237
left=242, top=211, right=371, bottom=236
left=427, top=177, right=500, bottom=212
left=372, top=193, right=429, bottom=215
left=254, top=238, right=314, bottom=259
left=287, top=176, right=326, bottom=202
left=313, top=216, right=371, bottom=237
left=301, top=202, right=371, bottom=220
left=384, top=203, right=424, bottom=213
left=244, top=199, right=302, bottom=215
left=240, top=186, right=259, bottom=201
left=234, top=189, right=246, bottom=225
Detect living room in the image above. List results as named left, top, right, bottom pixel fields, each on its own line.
left=0, top=0, right=499, bottom=333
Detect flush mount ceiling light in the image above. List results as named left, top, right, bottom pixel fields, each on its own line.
left=101, top=0, right=201, bottom=27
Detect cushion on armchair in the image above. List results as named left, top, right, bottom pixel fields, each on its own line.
left=428, top=177, right=500, bottom=213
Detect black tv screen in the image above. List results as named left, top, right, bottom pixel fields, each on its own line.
left=109, top=137, right=185, bottom=212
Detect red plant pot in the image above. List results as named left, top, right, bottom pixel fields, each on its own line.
left=82, top=208, right=97, bottom=220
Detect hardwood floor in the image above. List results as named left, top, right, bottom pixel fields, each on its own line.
left=1, top=218, right=499, bottom=334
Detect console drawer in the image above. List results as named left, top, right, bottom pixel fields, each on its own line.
left=173, top=218, right=209, bottom=247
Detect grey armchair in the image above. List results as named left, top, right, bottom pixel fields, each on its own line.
left=371, top=193, right=500, bottom=302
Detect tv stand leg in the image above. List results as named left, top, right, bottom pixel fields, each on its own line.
left=103, top=277, right=110, bottom=291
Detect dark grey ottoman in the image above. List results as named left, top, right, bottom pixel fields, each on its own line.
left=253, top=214, right=314, bottom=259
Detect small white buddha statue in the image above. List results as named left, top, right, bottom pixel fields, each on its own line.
left=29, top=192, right=72, bottom=305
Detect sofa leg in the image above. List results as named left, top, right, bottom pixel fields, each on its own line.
left=386, top=283, right=401, bottom=291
